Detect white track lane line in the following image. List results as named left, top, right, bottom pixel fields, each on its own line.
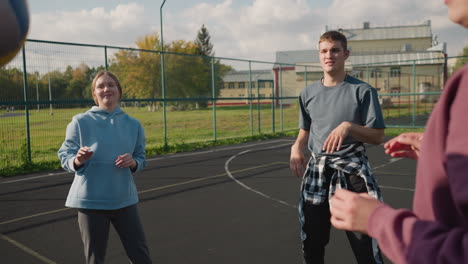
left=373, top=158, right=415, bottom=192
left=225, top=148, right=414, bottom=207
left=1, top=234, right=57, bottom=264
left=0, top=139, right=293, bottom=185
left=225, top=143, right=298, bottom=208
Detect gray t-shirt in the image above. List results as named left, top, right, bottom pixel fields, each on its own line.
left=299, top=75, right=385, bottom=156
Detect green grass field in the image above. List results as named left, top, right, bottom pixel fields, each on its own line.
left=0, top=103, right=427, bottom=177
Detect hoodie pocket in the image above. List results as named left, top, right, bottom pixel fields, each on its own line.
left=75, top=160, right=133, bottom=201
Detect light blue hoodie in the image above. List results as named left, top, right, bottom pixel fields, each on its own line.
left=58, top=106, right=147, bottom=210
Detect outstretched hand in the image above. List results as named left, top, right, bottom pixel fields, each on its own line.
left=329, top=189, right=382, bottom=234
left=384, top=132, right=423, bottom=160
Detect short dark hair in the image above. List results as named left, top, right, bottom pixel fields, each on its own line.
left=91, top=71, right=122, bottom=105
left=319, top=31, right=347, bottom=51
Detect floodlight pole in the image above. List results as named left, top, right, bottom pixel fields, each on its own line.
left=160, top=0, right=167, bottom=146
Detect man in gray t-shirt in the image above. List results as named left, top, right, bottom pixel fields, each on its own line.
left=299, top=75, right=385, bottom=156
left=290, top=31, right=385, bottom=264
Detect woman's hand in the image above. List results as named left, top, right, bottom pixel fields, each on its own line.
left=74, top=146, right=94, bottom=169
left=115, top=153, right=137, bottom=170
left=330, top=189, right=382, bottom=234
left=384, top=132, right=423, bottom=160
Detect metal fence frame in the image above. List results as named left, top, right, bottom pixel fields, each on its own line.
left=1, top=39, right=465, bottom=166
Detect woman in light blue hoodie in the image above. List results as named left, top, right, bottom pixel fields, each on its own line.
left=58, top=71, right=152, bottom=264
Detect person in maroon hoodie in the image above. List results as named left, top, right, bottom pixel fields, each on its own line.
left=329, top=0, right=468, bottom=263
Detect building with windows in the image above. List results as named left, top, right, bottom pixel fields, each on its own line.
left=219, top=21, right=446, bottom=106
left=273, top=20, right=447, bottom=104
left=217, top=69, right=274, bottom=105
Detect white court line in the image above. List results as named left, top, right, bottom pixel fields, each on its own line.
left=225, top=147, right=414, bottom=208
left=0, top=139, right=293, bottom=185
left=225, top=143, right=298, bottom=208
left=0, top=162, right=284, bottom=226
left=1, top=234, right=57, bottom=264
left=373, top=158, right=415, bottom=192
left=379, top=186, right=414, bottom=192
left=372, top=158, right=402, bottom=170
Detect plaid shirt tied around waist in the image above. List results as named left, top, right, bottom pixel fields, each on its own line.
left=300, top=144, right=382, bottom=205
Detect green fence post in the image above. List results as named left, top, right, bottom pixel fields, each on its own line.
left=160, top=0, right=168, bottom=147
left=161, top=51, right=167, bottom=146
left=305, top=66, right=308, bottom=87
left=271, top=79, right=275, bottom=133
left=366, top=64, right=370, bottom=82
left=104, top=46, right=108, bottom=70
left=249, top=61, right=253, bottom=136
left=22, top=46, right=32, bottom=163
left=211, top=56, right=217, bottom=142
left=412, top=60, right=416, bottom=126
left=257, top=80, right=261, bottom=134
left=279, top=65, right=283, bottom=132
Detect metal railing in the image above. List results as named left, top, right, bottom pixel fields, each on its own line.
left=0, top=38, right=464, bottom=171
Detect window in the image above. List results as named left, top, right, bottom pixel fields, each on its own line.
left=390, top=67, right=401, bottom=78
left=371, top=69, right=382, bottom=78
left=251, top=82, right=256, bottom=88
left=391, top=87, right=400, bottom=98
left=351, top=70, right=361, bottom=78
left=239, top=82, right=245, bottom=89
left=228, top=82, right=234, bottom=89
left=401, top=43, right=412, bottom=52
left=259, top=82, right=266, bottom=88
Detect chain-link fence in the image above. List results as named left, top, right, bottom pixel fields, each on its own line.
left=0, top=39, right=464, bottom=171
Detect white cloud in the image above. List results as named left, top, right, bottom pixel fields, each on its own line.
left=29, top=3, right=152, bottom=47
left=164, top=0, right=319, bottom=63
left=28, top=0, right=467, bottom=64
left=242, top=0, right=311, bottom=25
left=326, top=0, right=466, bottom=56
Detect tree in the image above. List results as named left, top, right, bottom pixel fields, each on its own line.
left=109, top=33, right=163, bottom=111
left=452, top=45, right=468, bottom=75
left=193, top=25, right=216, bottom=108
left=195, top=24, right=214, bottom=57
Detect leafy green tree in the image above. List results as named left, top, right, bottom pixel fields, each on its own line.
left=65, top=63, right=89, bottom=101
left=107, top=28, right=233, bottom=111
left=0, top=68, right=24, bottom=104
left=110, top=33, right=163, bottom=111
left=452, top=45, right=468, bottom=74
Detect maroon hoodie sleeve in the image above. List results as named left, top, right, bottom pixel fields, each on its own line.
left=368, top=66, right=468, bottom=264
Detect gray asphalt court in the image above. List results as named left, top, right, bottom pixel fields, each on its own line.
left=0, top=137, right=416, bottom=264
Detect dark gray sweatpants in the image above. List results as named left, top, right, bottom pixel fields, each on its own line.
left=77, top=204, right=152, bottom=264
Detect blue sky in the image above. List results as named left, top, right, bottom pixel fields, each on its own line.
left=27, top=0, right=467, bottom=62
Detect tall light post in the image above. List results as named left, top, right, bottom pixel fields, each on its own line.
left=160, top=0, right=167, bottom=146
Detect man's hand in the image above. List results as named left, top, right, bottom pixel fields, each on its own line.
left=330, top=189, right=382, bottom=234
left=323, top=122, right=351, bottom=153
left=290, top=145, right=307, bottom=177
left=384, top=132, right=423, bottom=160
left=74, top=146, right=94, bottom=169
